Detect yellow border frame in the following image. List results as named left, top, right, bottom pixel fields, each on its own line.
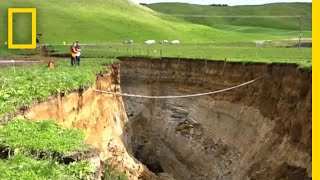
left=313, top=0, right=317, bottom=179
left=8, top=8, right=36, bottom=49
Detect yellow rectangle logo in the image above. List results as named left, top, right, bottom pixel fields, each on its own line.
left=8, top=8, right=36, bottom=49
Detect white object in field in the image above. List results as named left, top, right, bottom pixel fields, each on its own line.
left=154, top=50, right=157, bottom=53
left=145, top=40, right=156, bottom=44
left=63, top=41, right=66, bottom=45
left=123, top=40, right=134, bottom=45
left=11, top=60, right=15, bottom=74
left=160, top=40, right=169, bottom=44
left=5, top=41, right=7, bottom=45
left=254, top=40, right=265, bottom=47
left=171, top=40, right=180, bottom=44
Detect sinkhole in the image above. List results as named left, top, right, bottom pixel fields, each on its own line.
left=119, top=58, right=311, bottom=180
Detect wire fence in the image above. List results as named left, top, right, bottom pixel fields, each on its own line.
left=50, top=42, right=310, bottom=66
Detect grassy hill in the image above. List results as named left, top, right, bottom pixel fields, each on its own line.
left=146, top=3, right=312, bottom=36
left=0, top=0, right=311, bottom=44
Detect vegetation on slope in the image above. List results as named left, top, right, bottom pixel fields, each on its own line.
left=0, top=154, right=94, bottom=180
left=0, top=120, right=87, bottom=154
left=103, top=164, right=128, bottom=180
left=146, top=3, right=312, bottom=32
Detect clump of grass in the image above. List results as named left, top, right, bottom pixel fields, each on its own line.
left=103, top=164, right=128, bottom=180
left=0, top=119, right=87, bottom=155
left=0, top=154, right=95, bottom=180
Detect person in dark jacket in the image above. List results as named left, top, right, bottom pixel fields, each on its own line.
left=70, top=42, right=77, bottom=66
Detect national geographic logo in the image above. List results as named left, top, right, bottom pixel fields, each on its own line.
left=7, top=8, right=36, bottom=49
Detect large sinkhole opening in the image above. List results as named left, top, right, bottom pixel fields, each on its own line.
left=119, top=58, right=311, bottom=180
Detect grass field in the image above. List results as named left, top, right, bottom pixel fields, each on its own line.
left=0, top=42, right=311, bottom=67
left=44, top=43, right=310, bottom=67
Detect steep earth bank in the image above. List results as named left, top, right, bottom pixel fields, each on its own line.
left=17, top=64, right=157, bottom=180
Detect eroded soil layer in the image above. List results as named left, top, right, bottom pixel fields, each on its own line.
left=17, top=65, right=157, bottom=180
left=120, top=57, right=311, bottom=180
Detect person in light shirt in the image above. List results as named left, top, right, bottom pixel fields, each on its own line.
left=75, top=41, right=81, bottom=66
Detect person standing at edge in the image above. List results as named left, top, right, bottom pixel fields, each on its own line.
left=70, top=42, right=78, bottom=66
left=75, top=41, right=81, bottom=66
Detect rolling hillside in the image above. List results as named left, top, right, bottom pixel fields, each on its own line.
left=146, top=3, right=312, bottom=35
left=0, top=0, right=310, bottom=44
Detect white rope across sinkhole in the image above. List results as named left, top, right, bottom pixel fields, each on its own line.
left=93, top=74, right=269, bottom=99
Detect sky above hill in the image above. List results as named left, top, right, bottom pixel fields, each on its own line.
left=130, top=0, right=311, bottom=6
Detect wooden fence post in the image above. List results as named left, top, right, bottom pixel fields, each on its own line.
left=221, top=58, right=227, bottom=75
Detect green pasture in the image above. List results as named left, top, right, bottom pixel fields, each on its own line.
left=147, top=2, right=312, bottom=31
